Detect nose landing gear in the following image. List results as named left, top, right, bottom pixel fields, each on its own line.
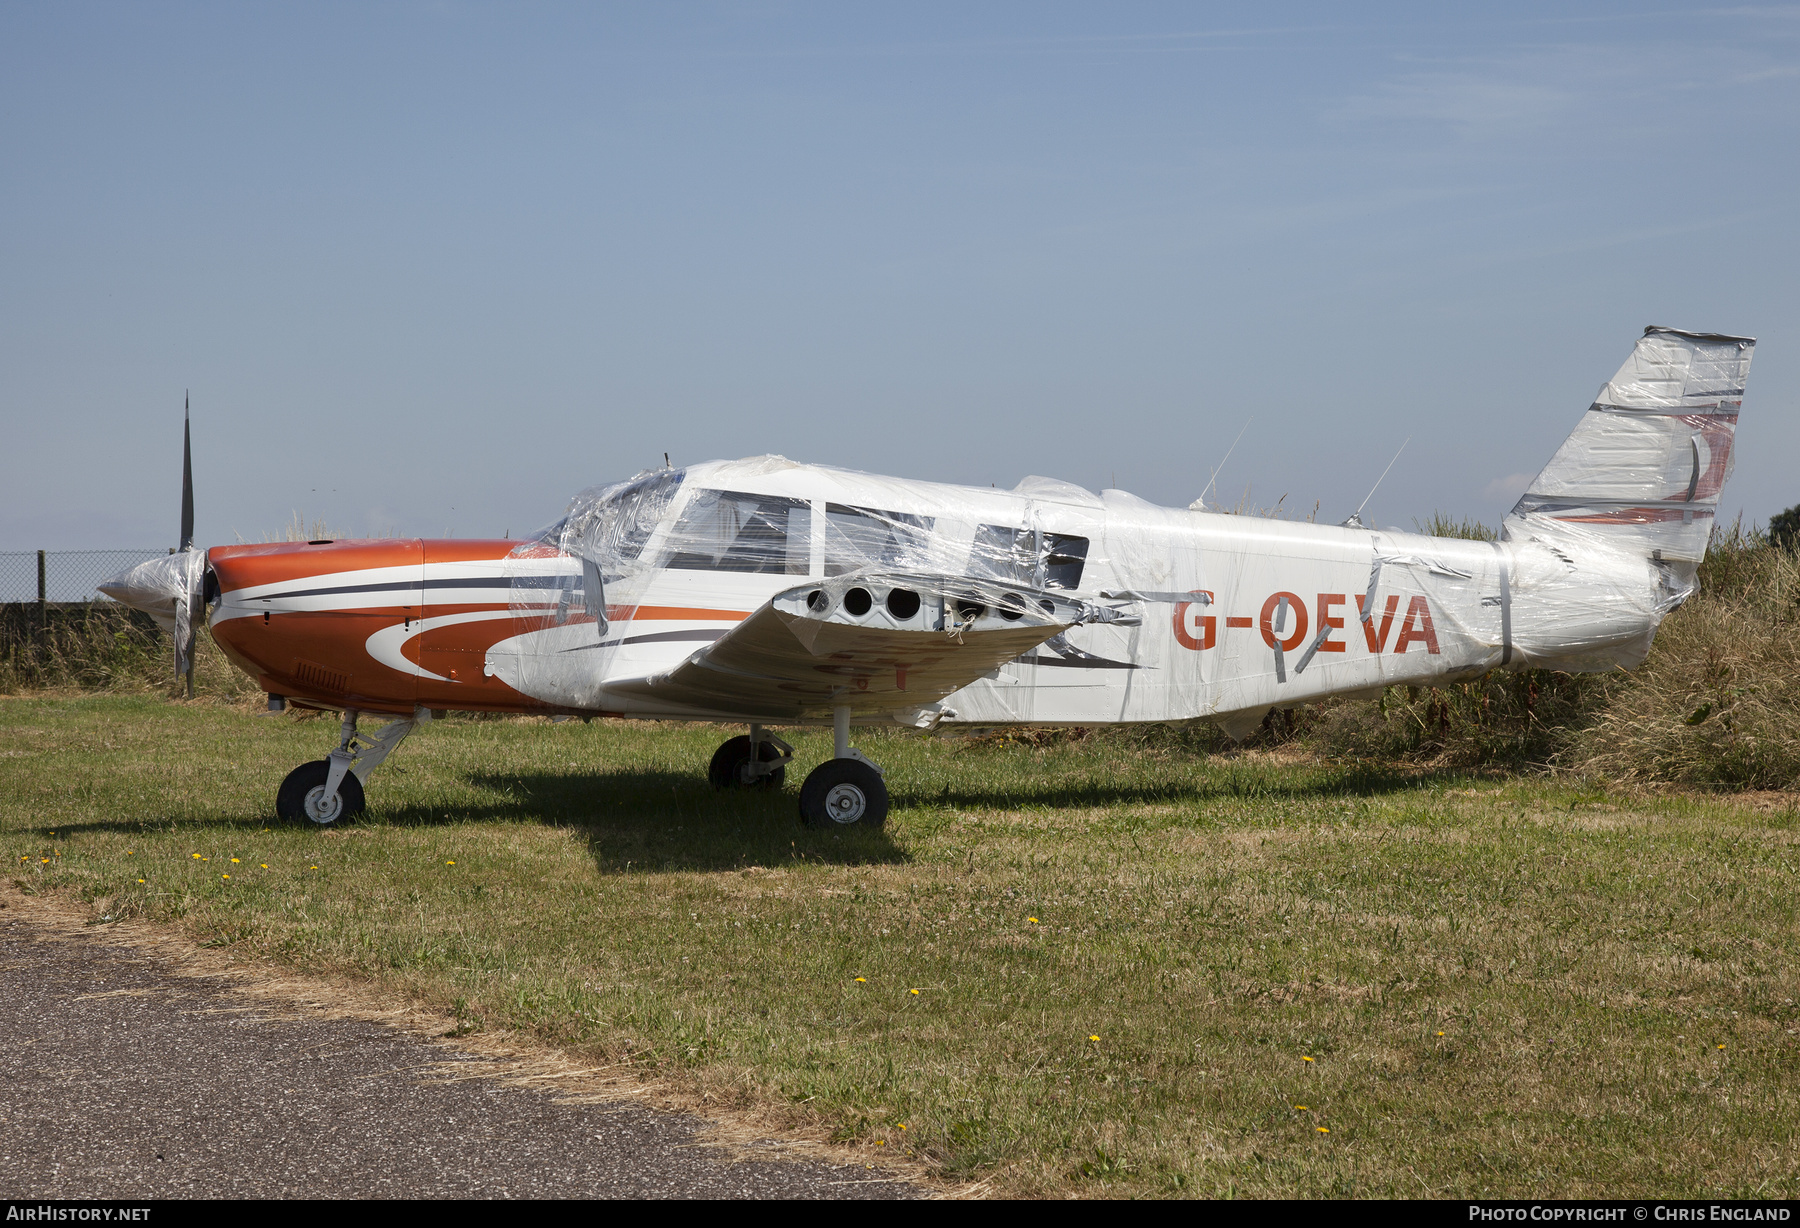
left=276, top=707, right=429, bottom=825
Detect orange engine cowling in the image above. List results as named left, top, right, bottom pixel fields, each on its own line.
left=207, top=538, right=536, bottom=715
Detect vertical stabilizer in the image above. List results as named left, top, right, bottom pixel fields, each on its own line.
left=1505, top=326, right=1754, bottom=602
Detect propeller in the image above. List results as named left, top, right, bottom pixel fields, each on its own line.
left=95, top=394, right=205, bottom=694
left=175, top=394, right=199, bottom=694
left=180, top=391, right=194, bottom=552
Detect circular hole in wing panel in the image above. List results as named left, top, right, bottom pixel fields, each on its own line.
left=886, top=588, right=921, bottom=620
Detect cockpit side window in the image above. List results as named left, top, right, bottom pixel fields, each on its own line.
left=666, top=490, right=811, bottom=574
left=969, top=524, right=1089, bottom=590
left=823, top=504, right=935, bottom=577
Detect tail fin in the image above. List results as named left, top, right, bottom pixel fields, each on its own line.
left=1505, top=326, right=1755, bottom=590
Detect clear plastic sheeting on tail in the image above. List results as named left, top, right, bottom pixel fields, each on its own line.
left=1508, top=327, right=1754, bottom=571
left=1501, top=326, right=1756, bottom=671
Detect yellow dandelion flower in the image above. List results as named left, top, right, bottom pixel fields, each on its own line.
left=875, top=1139, right=886, bottom=1146
left=909, top=988, right=920, bottom=996
left=854, top=977, right=867, bottom=983
left=137, top=879, right=145, bottom=884
left=1718, top=1044, right=1726, bottom=1050
left=1436, top=1031, right=1445, bottom=1037
left=126, top=851, right=135, bottom=855
left=230, top=858, right=240, bottom=864
left=1028, top=917, right=1039, bottom=924
left=40, top=858, right=49, bottom=864
left=1317, top=1127, right=1329, bottom=1134
left=259, top=864, right=268, bottom=869
left=310, top=865, right=318, bottom=870
left=222, top=874, right=230, bottom=879
left=898, top=1124, right=907, bottom=1131
left=1302, top=1056, right=1315, bottom=1062
left=446, top=861, right=456, bottom=866
left=192, top=853, right=201, bottom=859
left=1294, top=1105, right=1308, bottom=1111
left=1089, top=1035, right=1100, bottom=1042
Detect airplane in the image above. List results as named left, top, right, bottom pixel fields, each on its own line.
left=100, top=326, right=1755, bottom=830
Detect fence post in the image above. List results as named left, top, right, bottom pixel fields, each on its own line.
left=36, top=549, right=46, bottom=633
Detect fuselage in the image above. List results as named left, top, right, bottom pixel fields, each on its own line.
left=206, top=457, right=1664, bottom=732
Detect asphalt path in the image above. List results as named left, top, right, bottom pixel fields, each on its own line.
left=0, top=911, right=919, bottom=1199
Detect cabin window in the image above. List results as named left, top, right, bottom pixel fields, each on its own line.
left=969, top=525, right=1089, bottom=590
left=666, top=490, right=812, bottom=574
left=823, top=504, right=935, bottom=576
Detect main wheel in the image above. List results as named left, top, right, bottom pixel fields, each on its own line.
left=276, top=760, right=366, bottom=826
left=707, top=736, right=787, bottom=790
left=798, top=758, right=889, bottom=830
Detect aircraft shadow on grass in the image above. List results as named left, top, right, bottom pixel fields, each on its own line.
left=38, top=761, right=1460, bottom=872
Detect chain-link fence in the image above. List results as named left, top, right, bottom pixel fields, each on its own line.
left=0, top=550, right=172, bottom=603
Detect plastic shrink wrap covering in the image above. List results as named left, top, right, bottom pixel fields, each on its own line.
left=488, top=457, right=1105, bottom=714
left=97, top=550, right=208, bottom=676
left=487, top=320, right=1755, bottom=731
left=1499, top=326, right=1754, bottom=672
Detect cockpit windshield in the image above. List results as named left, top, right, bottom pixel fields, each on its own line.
left=536, top=468, right=687, bottom=572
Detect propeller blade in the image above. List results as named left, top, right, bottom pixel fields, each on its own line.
left=179, top=392, right=195, bottom=552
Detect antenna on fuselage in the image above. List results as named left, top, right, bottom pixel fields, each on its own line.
left=1198, top=415, right=1254, bottom=510
left=1343, top=436, right=1409, bottom=529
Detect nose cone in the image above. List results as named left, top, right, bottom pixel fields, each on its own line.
left=98, top=551, right=204, bottom=634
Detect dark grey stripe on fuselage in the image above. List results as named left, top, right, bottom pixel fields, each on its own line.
left=1015, top=652, right=1138, bottom=670
left=247, top=576, right=521, bottom=602
left=560, top=629, right=728, bottom=653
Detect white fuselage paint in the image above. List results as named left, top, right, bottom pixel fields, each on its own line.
left=470, top=459, right=1662, bottom=730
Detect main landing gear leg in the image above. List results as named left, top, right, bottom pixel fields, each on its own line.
left=798, top=706, right=889, bottom=830
left=708, top=723, right=792, bottom=790
left=276, top=707, right=432, bottom=826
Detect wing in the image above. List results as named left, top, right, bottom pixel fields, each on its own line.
left=607, top=572, right=1111, bottom=723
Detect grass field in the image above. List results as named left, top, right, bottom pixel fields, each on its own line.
left=5, top=695, right=1800, bottom=1197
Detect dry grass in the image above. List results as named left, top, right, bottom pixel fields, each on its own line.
left=0, top=612, right=254, bottom=700
left=1571, top=530, right=1800, bottom=789
left=5, top=698, right=1799, bottom=1197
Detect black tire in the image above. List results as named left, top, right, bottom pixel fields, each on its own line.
left=276, top=760, right=366, bottom=826
left=707, top=736, right=787, bottom=790
left=798, top=758, right=889, bottom=830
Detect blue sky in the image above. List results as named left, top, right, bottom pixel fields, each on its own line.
left=3, top=3, right=1796, bottom=548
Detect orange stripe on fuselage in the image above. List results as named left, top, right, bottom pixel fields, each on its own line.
left=622, top=605, right=751, bottom=622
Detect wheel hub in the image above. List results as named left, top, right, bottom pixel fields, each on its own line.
left=822, top=782, right=867, bottom=823
left=302, top=784, right=344, bottom=825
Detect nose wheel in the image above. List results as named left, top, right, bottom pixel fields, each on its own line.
left=277, top=760, right=367, bottom=824
left=275, top=707, right=427, bottom=826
